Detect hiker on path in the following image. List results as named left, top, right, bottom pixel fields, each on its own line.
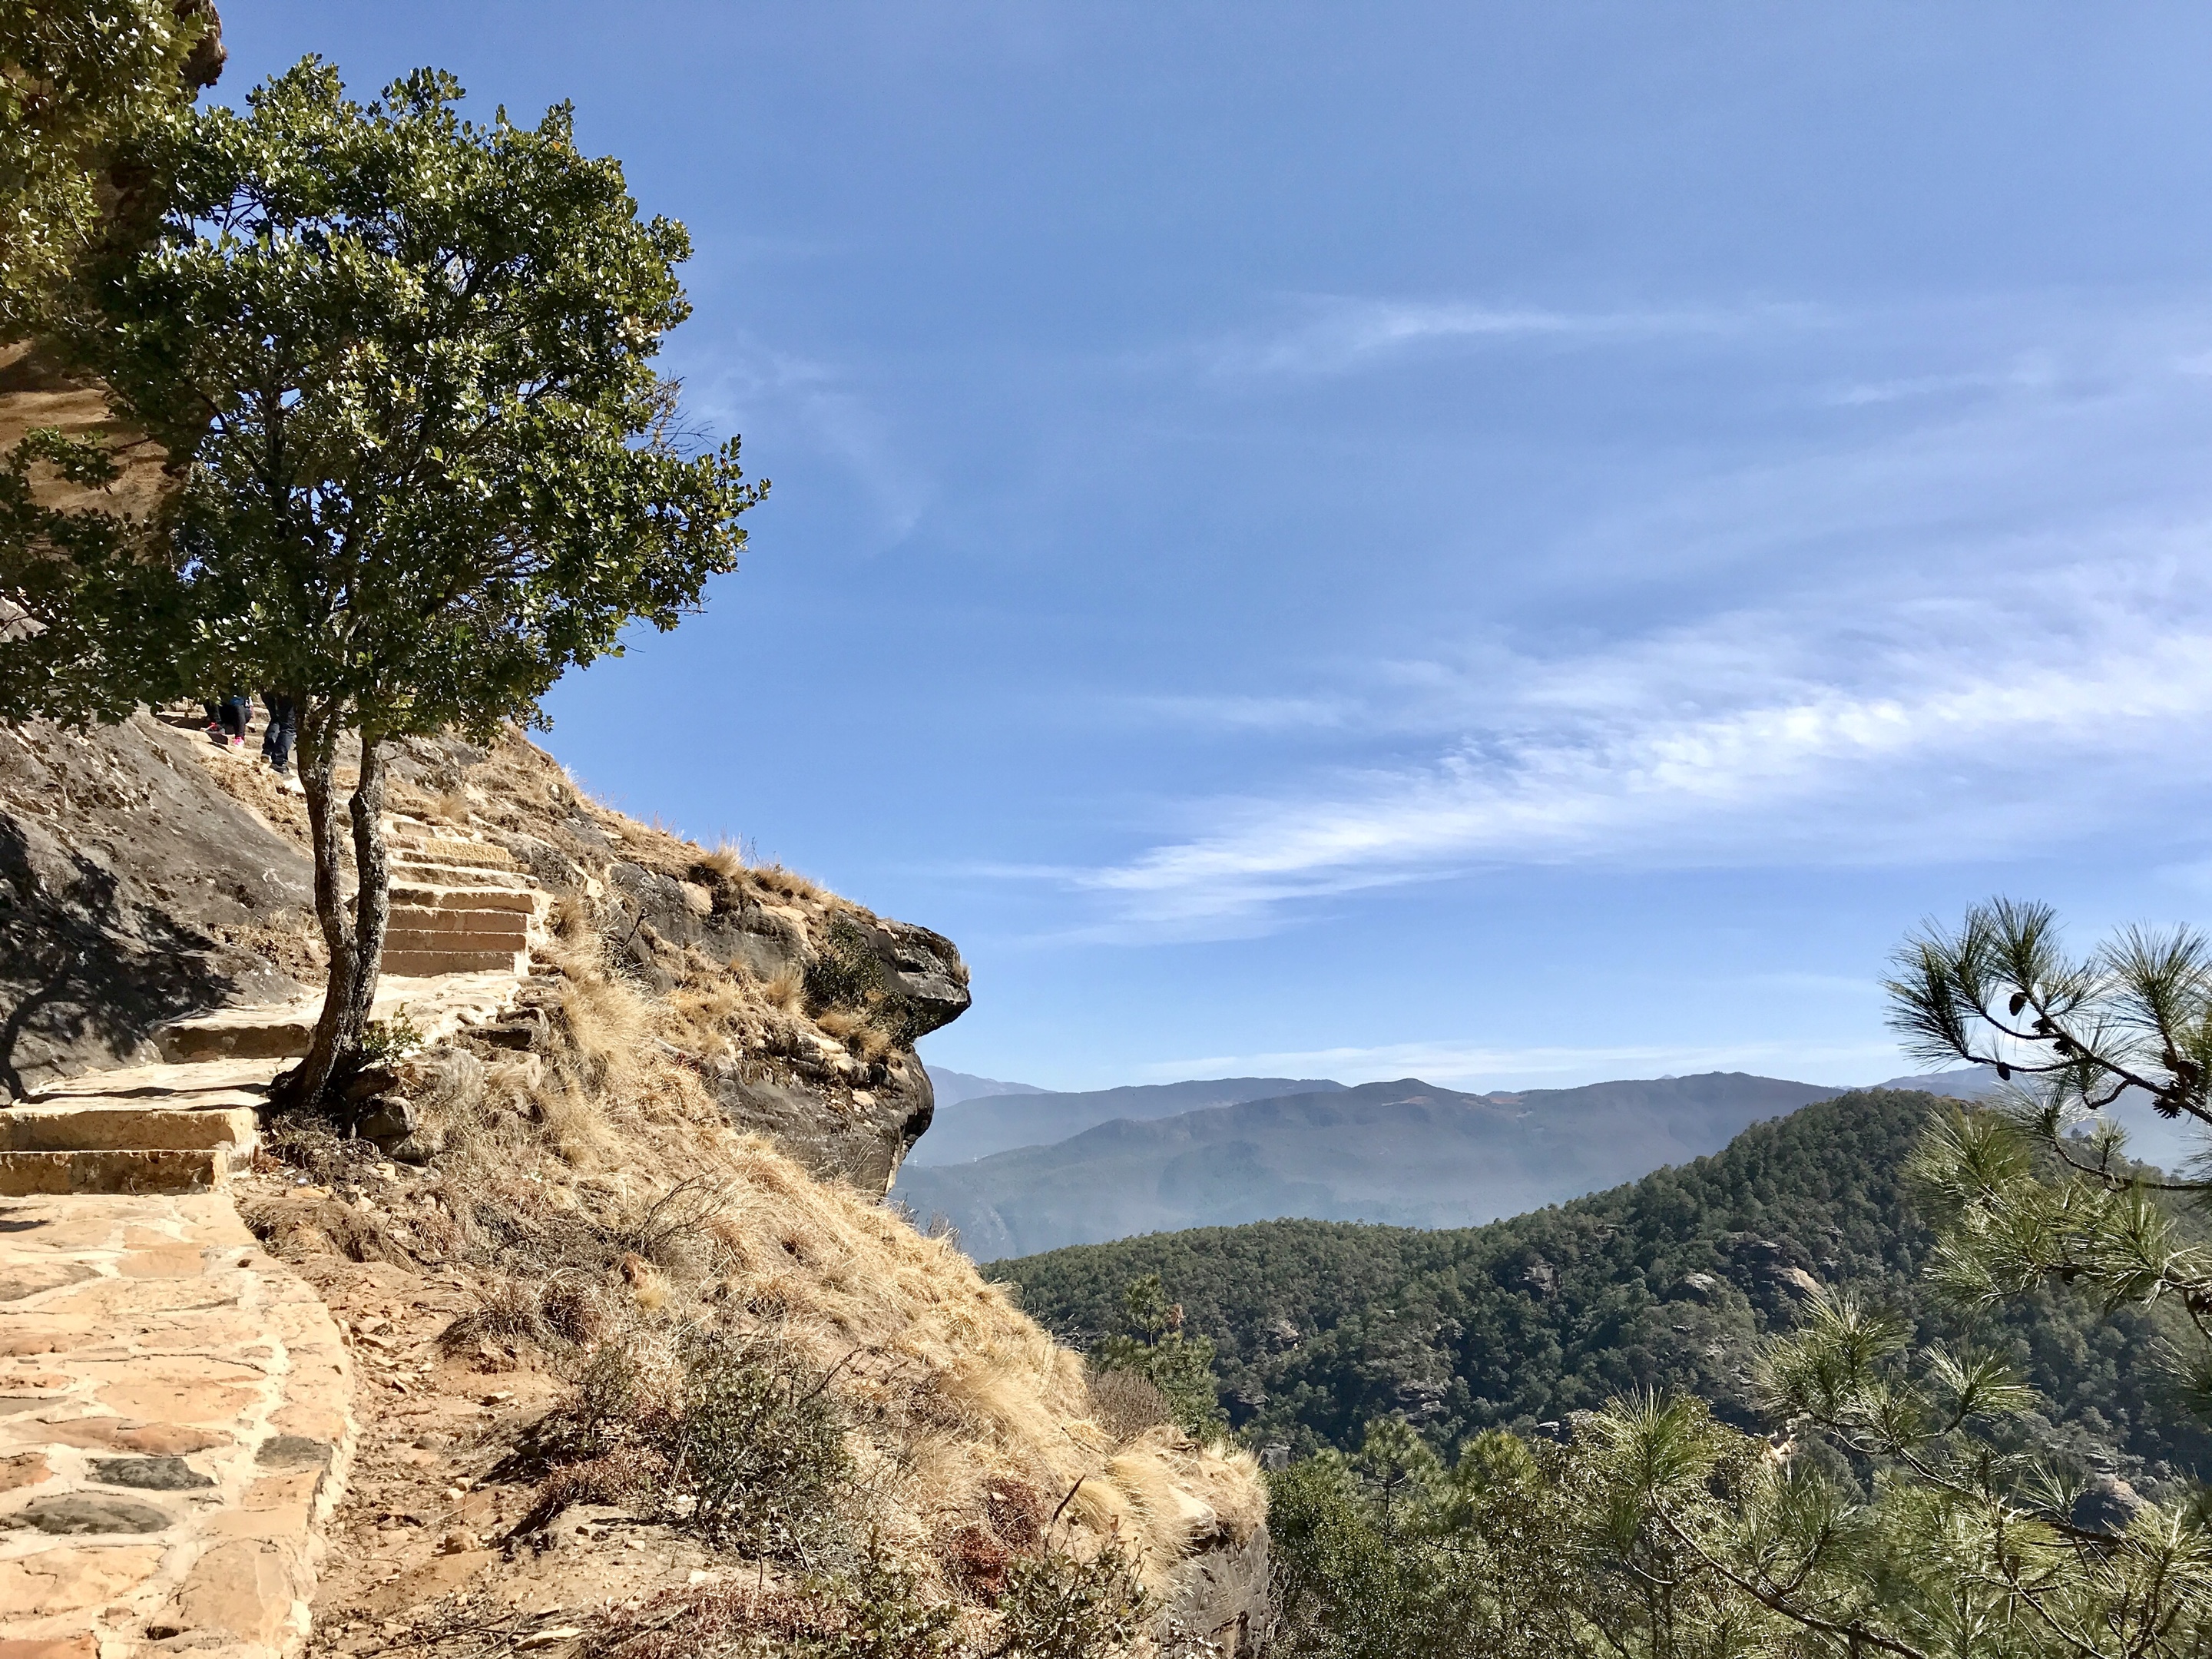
left=260, top=690, right=296, bottom=773
left=202, top=691, right=250, bottom=749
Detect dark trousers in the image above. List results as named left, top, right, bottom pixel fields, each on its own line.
left=260, top=692, right=297, bottom=771
left=204, top=694, right=249, bottom=740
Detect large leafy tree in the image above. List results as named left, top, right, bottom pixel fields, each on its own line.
left=12, top=60, right=761, bottom=1107
left=0, top=0, right=224, bottom=337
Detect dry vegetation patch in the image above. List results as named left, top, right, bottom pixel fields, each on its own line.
left=190, top=728, right=1262, bottom=1655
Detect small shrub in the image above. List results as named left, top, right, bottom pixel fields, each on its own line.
left=996, top=1541, right=1150, bottom=1659
left=1094, top=1275, right=1227, bottom=1442
left=579, top=1542, right=959, bottom=1658
left=359, top=1008, right=426, bottom=1065
left=800, top=1541, right=963, bottom=1658
left=1087, top=1367, right=1175, bottom=1443
left=673, top=1326, right=850, bottom=1549
left=803, top=916, right=886, bottom=1012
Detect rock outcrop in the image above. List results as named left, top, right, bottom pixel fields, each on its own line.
left=0, top=713, right=315, bottom=1096
left=2, top=710, right=969, bottom=1190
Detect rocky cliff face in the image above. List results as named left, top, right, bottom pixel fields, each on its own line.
left=595, top=849, right=969, bottom=1189
left=0, top=711, right=313, bottom=1094
left=0, top=710, right=967, bottom=1190
left=3, top=712, right=1272, bottom=1651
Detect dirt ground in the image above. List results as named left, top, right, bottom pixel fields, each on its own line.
left=233, top=1164, right=740, bottom=1659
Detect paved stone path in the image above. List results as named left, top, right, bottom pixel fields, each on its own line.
left=0, top=1195, right=351, bottom=1657
left=0, top=819, right=545, bottom=1654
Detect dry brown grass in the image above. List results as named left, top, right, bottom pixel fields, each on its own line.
left=1089, top=1367, right=1177, bottom=1445
left=697, top=840, right=746, bottom=880
left=760, top=966, right=806, bottom=1017
left=809, top=1003, right=897, bottom=1065
left=228, top=722, right=1264, bottom=1625
left=749, top=862, right=826, bottom=905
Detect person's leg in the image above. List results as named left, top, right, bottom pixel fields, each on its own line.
left=267, top=699, right=296, bottom=771
left=222, top=694, right=247, bottom=747
left=203, top=700, right=222, bottom=738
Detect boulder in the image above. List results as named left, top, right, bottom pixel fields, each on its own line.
left=2071, top=1473, right=2149, bottom=1535
left=0, top=713, right=313, bottom=1094
left=712, top=1048, right=938, bottom=1192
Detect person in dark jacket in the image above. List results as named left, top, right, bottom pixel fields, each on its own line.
left=260, top=690, right=297, bottom=773
left=202, top=690, right=250, bottom=748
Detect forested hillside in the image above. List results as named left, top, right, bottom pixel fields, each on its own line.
left=906, top=1071, right=1844, bottom=1256
left=993, top=1088, right=2212, bottom=1494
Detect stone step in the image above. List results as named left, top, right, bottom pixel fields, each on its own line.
left=386, top=909, right=531, bottom=940
left=389, top=881, right=541, bottom=913
left=386, top=859, right=534, bottom=890
left=395, top=836, right=512, bottom=869
left=153, top=975, right=529, bottom=1064
left=0, top=1147, right=227, bottom=1195
left=384, top=926, right=530, bottom=958
left=157, top=1010, right=316, bottom=1064
left=0, top=1103, right=257, bottom=1154
left=381, top=946, right=529, bottom=977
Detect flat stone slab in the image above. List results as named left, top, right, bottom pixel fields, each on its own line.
left=379, top=949, right=530, bottom=979
left=387, top=882, right=541, bottom=913
left=383, top=859, right=531, bottom=889
left=149, top=973, right=532, bottom=1065
left=0, top=1151, right=227, bottom=1198
left=2, top=1062, right=270, bottom=1161
left=0, top=1194, right=354, bottom=1657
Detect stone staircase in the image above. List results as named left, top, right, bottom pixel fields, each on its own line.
left=0, top=818, right=546, bottom=1198
left=382, top=819, right=545, bottom=979
left=0, top=819, right=545, bottom=1654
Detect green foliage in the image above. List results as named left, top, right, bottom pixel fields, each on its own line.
left=994, top=1538, right=1149, bottom=1659
left=16, top=56, right=761, bottom=736
left=804, top=915, right=928, bottom=1045
left=548, top=1327, right=850, bottom=1556
left=996, top=1091, right=2212, bottom=1487
left=1092, top=1273, right=1227, bottom=1442
left=671, top=1326, right=849, bottom=1551
left=1269, top=1407, right=1767, bottom=1659
left=2, top=53, right=763, bottom=1098
left=575, top=1538, right=1139, bottom=1659
left=797, top=1541, right=964, bottom=1659
left=1268, top=902, right=2212, bottom=1659
left=0, top=0, right=218, bottom=335
left=356, top=1008, right=424, bottom=1065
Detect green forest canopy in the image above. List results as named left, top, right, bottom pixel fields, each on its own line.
left=992, top=1088, right=2212, bottom=1495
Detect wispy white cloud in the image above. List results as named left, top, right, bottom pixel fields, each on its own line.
left=1076, top=587, right=2212, bottom=930
left=1823, top=353, right=2057, bottom=407
left=1053, top=310, right=2212, bottom=938
left=1113, top=692, right=1359, bottom=733
left=690, top=341, right=932, bottom=545
left=1206, top=295, right=1823, bottom=379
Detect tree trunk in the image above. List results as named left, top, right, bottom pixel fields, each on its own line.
left=286, top=697, right=355, bottom=1110
left=280, top=712, right=390, bottom=1113
left=338, top=734, right=392, bottom=1059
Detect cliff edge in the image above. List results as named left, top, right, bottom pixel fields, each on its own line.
left=0, top=714, right=1270, bottom=1655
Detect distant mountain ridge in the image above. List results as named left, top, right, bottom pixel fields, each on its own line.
left=897, top=1070, right=1844, bottom=1258
left=907, top=1075, right=1347, bottom=1167
left=989, top=1088, right=2212, bottom=1485
left=926, top=1067, right=1050, bottom=1108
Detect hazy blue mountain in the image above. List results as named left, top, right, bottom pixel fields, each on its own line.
left=896, top=1071, right=1843, bottom=1258
left=903, top=1075, right=1346, bottom=1168
left=1873, top=1065, right=2001, bottom=1096
left=926, top=1067, right=1050, bottom=1108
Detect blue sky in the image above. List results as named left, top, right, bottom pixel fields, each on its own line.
left=224, top=3, right=2212, bottom=1092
